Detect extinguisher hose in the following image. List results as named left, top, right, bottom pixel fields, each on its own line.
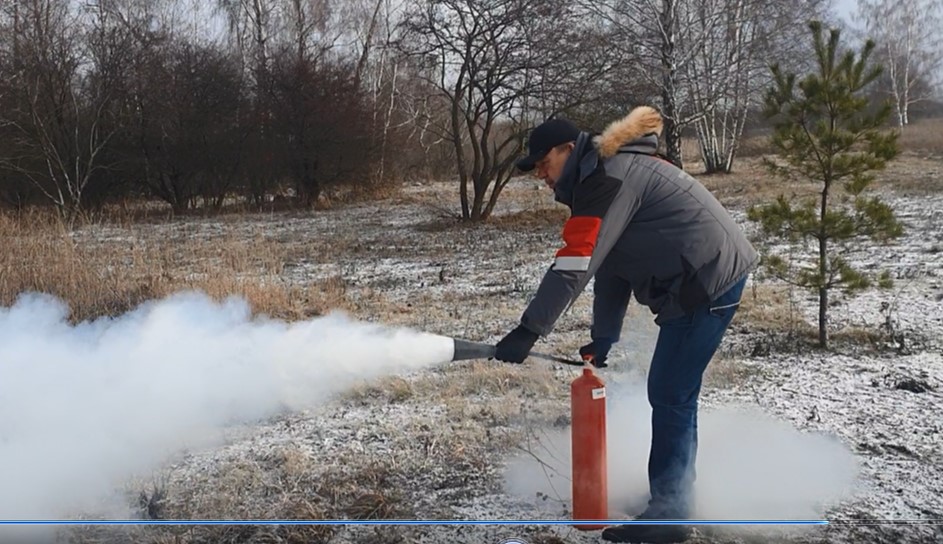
left=530, top=350, right=600, bottom=368
left=450, top=337, right=603, bottom=368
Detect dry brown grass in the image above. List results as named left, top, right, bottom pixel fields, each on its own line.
left=830, top=326, right=886, bottom=347
left=736, top=283, right=813, bottom=336
left=119, top=444, right=420, bottom=543
left=704, top=355, right=766, bottom=389
left=695, top=157, right=818, bottom=206
left=317, top=179, right=405, bottom=210
left=688, top=120, right=943, bottom=204
left=733, top=284, right=896, bottom=353
left=408, top=180, right=566, bottom=232
left=897, top=117, right=943, bottom=156
left=341, top=358, right=566, bottom=444
left=686, top=116, right=942, bottom=166
left=0, top=209, right=358, bottom=322
left=736, top=131, right=775, bottom=158
left=344, top=376, right=415, bottom=406
left=676, top=132, right=774, bottom=171
left=437, top=360, right=559, bottom=399
left=344, top=359, right=562, bottom=416
left=872, top=153, right=943, bottom=193
left=696, top=153, right=943, bottom=206
left=489, top=206, right=569, bottom=229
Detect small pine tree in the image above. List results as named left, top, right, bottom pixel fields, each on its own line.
left=748, top=21, right=903, bottom=349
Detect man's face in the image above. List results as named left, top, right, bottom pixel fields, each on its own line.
left=534, top=142, right=574, bottom=189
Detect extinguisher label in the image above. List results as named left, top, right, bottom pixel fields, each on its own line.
left=592, top=387, right=606, bottom=400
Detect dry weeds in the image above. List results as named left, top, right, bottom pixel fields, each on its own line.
left=737, top=284, right=809, bottom=334
left=114, top=445, right=406, bottom=543
left=897, top=117, right=943, bottom=157
left=704, top=355, right=766, bottom=390
left=0, top=209, right=361, bottom=322
left=689, top=120, right=943, bottom=204
left=489, top=207, right=570, bottom=229
left=344, top=376, right=415, bottom=406
left=731, top=282, right=906, bottom=354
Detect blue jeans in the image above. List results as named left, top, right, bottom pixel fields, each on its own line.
left=646, top=275, right=747, bottom=518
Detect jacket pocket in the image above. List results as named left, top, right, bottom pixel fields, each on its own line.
left=707, top=276, right=747, bottom=319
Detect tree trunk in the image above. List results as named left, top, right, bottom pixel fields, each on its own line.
left=818, top=185, right=829, bottom=348
left=482, top=174, right=509, bottom=220
left=354, top=0, right=384, bottom=90
left=470, top=172, right=487, bottom=221
left=696, top=118, right=724, bottom=173
left=450, top=92, right=470, bottom=219
left=663, top=110, right=683, bottom=168
left=660, top=0, right=683, bottom=168
left=901, top=47, right=911, bottom=126
left=459, top=174, right=470, bottom=219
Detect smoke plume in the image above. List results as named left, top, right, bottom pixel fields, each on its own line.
left=0, top=291, right=453, bottom=520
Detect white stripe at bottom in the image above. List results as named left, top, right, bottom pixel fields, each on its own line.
left=554, top=256, right=591, bottom=271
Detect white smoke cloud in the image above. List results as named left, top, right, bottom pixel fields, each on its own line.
left=504, top=387, right=858, bottom=520
left=0, top=291, right=454, bottom=520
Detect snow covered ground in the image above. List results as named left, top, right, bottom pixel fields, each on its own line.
left=15, top=158, right=942, bottom=543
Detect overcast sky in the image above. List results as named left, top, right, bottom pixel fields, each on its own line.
left=835, top=0, right=857, bottom=19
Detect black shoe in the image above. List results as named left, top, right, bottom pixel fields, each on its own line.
left=600, top=523, right=693, bottom=543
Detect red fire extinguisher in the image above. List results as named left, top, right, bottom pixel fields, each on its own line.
left=571, top=365, right=608, bottom=530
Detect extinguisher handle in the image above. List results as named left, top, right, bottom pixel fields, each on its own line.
left=581, top=353, right=609, bottom=369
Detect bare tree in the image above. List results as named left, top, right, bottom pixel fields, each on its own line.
left=353, top=0, right=385, bottom=89
left=857, top=0, right=943, bottom=127
left=0, top=0, right=122, bottom=220
left=397, top=0, right=614, bottom=221
left=214, top=0, right=279, bottom=205
left=681, top=0, right=736, bottom=172
left=147, top=43, right=245, bottom=212
left=266, top=0, right=370, bottom=206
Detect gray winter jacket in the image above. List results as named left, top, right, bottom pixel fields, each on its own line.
left=519, top=106, right=758, bottom=341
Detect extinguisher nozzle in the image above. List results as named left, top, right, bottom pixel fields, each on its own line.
left=450, top=338, right=497, bottom=361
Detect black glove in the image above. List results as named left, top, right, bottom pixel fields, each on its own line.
left=579, top=338, right=614, bottom=368
left=494, top=325, right=540, bottom=364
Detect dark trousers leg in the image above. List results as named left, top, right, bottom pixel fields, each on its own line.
left=646, top=277, right=746, bottom=518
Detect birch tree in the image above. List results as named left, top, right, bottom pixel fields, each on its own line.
left=589, top=0, right=718, bottom=167
left=351, top=0, right=410, bottom=183
left=591, top=0, right=832, bottom=171
left=857, top=0, right=943, bottom=127
left=688, top=0, right=830, bottom=173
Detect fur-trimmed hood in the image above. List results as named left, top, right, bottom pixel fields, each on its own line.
left=553, top=106, right=664, bottom=206
left=593, top=106, right=663, bottom=158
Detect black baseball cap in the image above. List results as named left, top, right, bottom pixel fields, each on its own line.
left=516, top=118, right=580, bottom=172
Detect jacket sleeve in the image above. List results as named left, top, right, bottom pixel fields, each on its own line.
left=591, top=265, right=632, bottom=342
left=520, top=175, right=622, bottom=336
